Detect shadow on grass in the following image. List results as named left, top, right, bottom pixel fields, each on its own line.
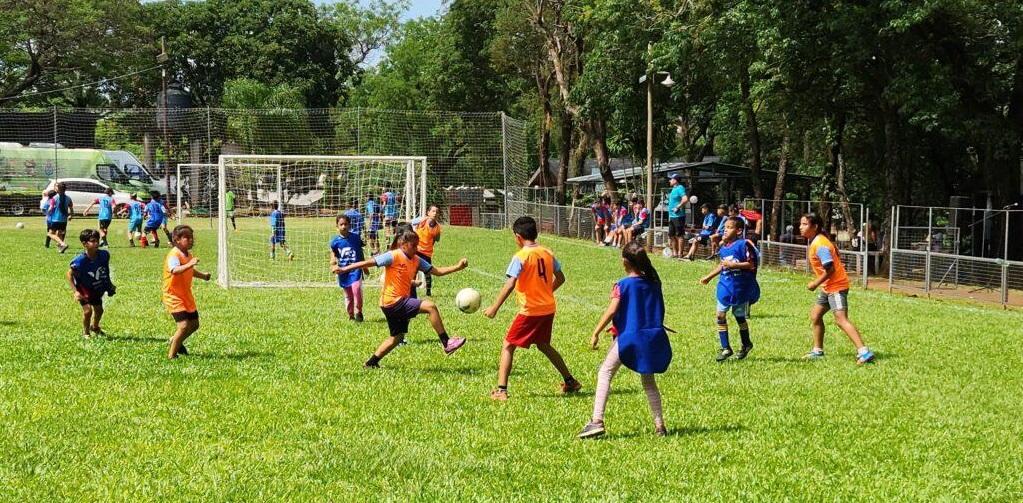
left=191, top=351, right=273, bottom=361
left=0, top=320, right=16, bottom=326
left=752, top=356, right=809, bottom=364
left=605, top=423, right=745, bottom=440
left=105, top=335, right=168, bottom=343
left=529, top=388, right=640, bottom=399
left=418, top=366, right=485, bottom=376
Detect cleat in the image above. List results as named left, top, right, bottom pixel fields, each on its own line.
left=716, top=348, right=734, bottom=362
left=355, top=313, right=364, bottom=322
left=489, top=388, right=509, bottom=401
left=561, top=379, right=582, bottom=394
left=577, top=421, right=605, bottom=439
left=804, top=349, right=825, bottom=360
left=443, top=337, right=466, bottom=355
left=857, top=349, right=876, bottom=365
left=655, top=425, right=668, bottom=437
left=736, top=345, right=753, bottom=360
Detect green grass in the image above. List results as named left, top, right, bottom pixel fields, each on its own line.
left=1, top=216, right=1022, bottom=501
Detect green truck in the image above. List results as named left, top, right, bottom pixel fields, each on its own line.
left=0, top=145, right=165, bottom=215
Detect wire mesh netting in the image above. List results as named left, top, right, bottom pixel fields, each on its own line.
left=890, top=206, right=1023, bottom=307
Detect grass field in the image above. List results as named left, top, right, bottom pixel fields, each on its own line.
left=2, top=216, right=1022, bottom=501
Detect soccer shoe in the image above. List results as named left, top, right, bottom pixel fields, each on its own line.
left=58, top=243, right=69, bottom=254
left=655, top=425, right=668, bottom=437
left=363, top=361, right=380, bottom=369
left=443, top=337, right=466, bottom=355
left=577, top=421, right=605, bottom=439
left=153, top=240, right=160, bottom=248
left=857, top=349, right=876, bottom=365
left=177, top=345, right=189, bottom=356
left=355, top=313, right=364, bottom=322
left=129, top=240, right=135, bottom=247
left=287, top=251, right=294, bottom=261
left=736, top=345, right=753, bottom=360
left=100, top=240, right=108, bottom=247
left=90, top=327, right=106, bottom=337
left=270, top=252, right=276, bottom=260
left=490, top=388, right=509, bottom=401
left=561, top=379, right=582, bottom=394
left=716, top=348, right=734, bottom=362
left=804, top=349, right=825, bottom=360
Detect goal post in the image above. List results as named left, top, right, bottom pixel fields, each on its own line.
left=216, top=154, right=427, bottom=288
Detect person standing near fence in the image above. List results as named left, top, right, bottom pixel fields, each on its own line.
left=412, top=205, right=442, bottom=297
left=800, top=213, right=876, bottom=364
left=666, top=174, right=689, bottom=258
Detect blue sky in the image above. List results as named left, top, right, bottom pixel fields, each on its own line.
left=315, top=0, right=445, bottom=21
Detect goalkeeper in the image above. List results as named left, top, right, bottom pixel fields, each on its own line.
left=269, top=201, right=294, bottom=261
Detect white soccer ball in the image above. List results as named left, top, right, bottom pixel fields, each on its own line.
left=688, top=195, right=698, bottom=205
left=16, top=222, right=25, bottom=229
left=455, top=288, right=482, bottom=314
left=662, top=247, right=673, bottom=258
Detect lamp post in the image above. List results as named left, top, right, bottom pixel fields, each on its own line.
left=639, top=42, right=674, bottom=249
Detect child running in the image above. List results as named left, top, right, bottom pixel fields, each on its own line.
left=800, top=213, right=876, bottom=364
left=269, top=201, right=294, bottom=260
left=365, top=194, right=382, bottom=254
left=144, top=191, right=166, bottom=248
left=337, top=228, right=469, bottom=368
left=330, top=214, right=366, bottom=322
left=126, top=193, right=144, bottom=247
left=67, top=229, right=116, bottom=339
left=82, top=187, right=115, bottom=247
left=164, top=225, right=211, bottom=358
left=412, top=205, right=442, bottom=296
left=578, top=242, right=670, bottom=438
left=483, top=216, right=581, bottom=401
left=700, top=216, right=761, bottom=361
left=46, top=182, right=73, bottom=253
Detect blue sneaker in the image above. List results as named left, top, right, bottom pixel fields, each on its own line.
left=804, top=349, right=825, bottom=360
left=857, top=349, right=876, bottom=365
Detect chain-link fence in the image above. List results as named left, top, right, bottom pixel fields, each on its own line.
left=890, top=205, right=1023, bottom=307
left=742, top=198, right=873, bottom=286
left=0, top=107, right=531, bottom=223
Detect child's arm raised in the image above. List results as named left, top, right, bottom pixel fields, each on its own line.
left=700, top=264, right=723, bottom=284
left=483, top=276, right=516, bottom=319
left=430, top=258, right=468, bottom=277
left=590, top=297, right=620, bottom=349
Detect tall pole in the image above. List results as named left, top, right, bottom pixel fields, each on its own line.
left=645, top=42, right=654, bottom=250
left=159, top=37, right=170, bottom=205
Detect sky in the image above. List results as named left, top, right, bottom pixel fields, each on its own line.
left=315, top=0, right=445, bottom=21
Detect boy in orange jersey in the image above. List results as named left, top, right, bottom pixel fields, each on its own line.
left=483, top=216, right=581, bottom=401
left=800, top=213, right=875, bottom=364
left=338, top=228, right=469, bottom=368
left=412, top=205, right=442, bottom=296
left=163, top=225, right=211, bottom=359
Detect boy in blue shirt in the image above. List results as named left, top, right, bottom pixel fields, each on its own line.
left=366, top=195, right=382, bottom=254
left=330, top=214, right=367, bottom=321
left=126, top=193, right=145, bottom=247
left=269, top=201, right=293, bottom=260
left=144, top=191, right=166, bottom=248
left=41, top=190, right=55, bottom=248
left=381, top=186, right=399, bottom=240
left=83, top=187, right=115, bottom=247
left=700, top=217, right=760, bottom=361
left=683, top=203, right=719, bottom=261
left=47, top=182, right=74, bottom=253
left=344, top=198, right=364, bottom=236
left=67, top=229, right=116, bottom=339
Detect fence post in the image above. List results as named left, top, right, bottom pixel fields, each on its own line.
left=52, top=106, right=59, bottom=180
left=889, top=205, right=897, bottom=293
left=500, top=112, right=509, bottom=228
left=1003, top=212, right=1011, bottom=307
left=924, top=207, right=933, bottom=296
left=863, top=207, right=870, bottom=288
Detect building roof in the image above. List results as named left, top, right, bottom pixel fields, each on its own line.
left=565, top=160, right=817, bottom=184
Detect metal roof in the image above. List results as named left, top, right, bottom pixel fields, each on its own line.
left=565, top=160, right=817, bottom=184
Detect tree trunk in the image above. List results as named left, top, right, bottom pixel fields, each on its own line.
left=878, top=102, right=902, bottom=273
left=830, top=112, right=855, bottom=234
left=589, top=118, right=618, bottom=195
left=739, top=63, right=763, bottom=198
left=537, top=72, right=553, bottom=189
left=770, top=127, right=790, bottom=240
left=556, top=110, right=573, bottom=204
left=568, top=126, right=590, bottom=203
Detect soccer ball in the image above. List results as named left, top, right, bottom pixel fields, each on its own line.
left=455, top=288, right=482, bottom=314
left=662, top=247, right=673, bottom=258
left=15, top=222, right=24, bottom=229
left=689, top=195, right=698, bottom=205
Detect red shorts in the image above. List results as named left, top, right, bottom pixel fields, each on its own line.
left=505, top=313, right=555, bottom=348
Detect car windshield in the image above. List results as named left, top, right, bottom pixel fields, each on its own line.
left=125, top=164, right=152, bottom=183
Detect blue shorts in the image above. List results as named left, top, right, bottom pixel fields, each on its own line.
left=129, top=219, right=143, bottom=233
left=270, top=232, right=286, bottom=244
left=716, top=302, right=749, bottom=318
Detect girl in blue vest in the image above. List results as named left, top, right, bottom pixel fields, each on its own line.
left=579, top=242, right=671, bottom=439
left=700, top=216, right=760, bottom=361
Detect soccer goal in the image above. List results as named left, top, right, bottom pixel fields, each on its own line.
left=216, top=154, right=427, bottom=288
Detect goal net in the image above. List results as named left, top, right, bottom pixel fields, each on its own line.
left=216, top=154, right=427, bottom=288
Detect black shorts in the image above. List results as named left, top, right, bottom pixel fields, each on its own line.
left=78, top=292, right=103, bottom=307
left=98, top=219, right=112, bottom=229
left=48, top=221, right=67, bottom=232
left=381, top=297, right=422, bottom=336
left=171, top=311, right=200, bottom=322
left=668, top=216, right=687, bottom=238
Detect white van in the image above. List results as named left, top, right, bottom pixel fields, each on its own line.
left=102, top=150, right=169, bottom=195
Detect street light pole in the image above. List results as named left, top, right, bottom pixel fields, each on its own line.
left=645, top=42, right=654, bottom=250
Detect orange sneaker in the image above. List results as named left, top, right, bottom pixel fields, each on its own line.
left=489, top=388, right=508, bottom=401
